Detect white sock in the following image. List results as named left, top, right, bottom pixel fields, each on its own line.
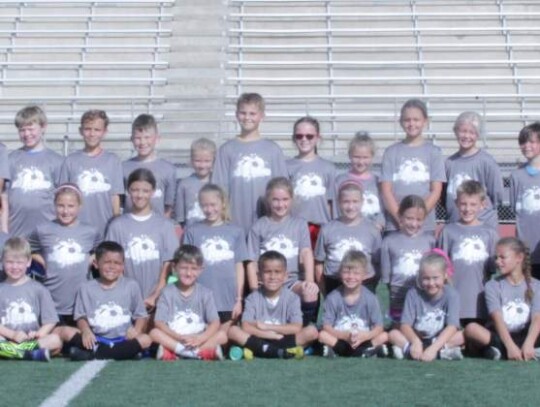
left=175, top=343, right=199, bottom=359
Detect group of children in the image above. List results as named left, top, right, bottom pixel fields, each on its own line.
left=0, top=92, right=539, bottom=363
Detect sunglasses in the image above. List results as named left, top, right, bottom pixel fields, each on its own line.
left=294, top=133, right=316, bottom=141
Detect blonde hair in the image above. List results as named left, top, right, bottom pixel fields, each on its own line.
left=339, top=250, right=368, bottom=274
left=348, top=131, right=375, bottom=157
left=198, top=183, right=231, bottom=222
left=15, top=105, right=47, bottom=128
left=453, top=111, right=483, bottom=138
left=2, top=237, right=31, bottom=261
left=190, top=137, right=217, bottom=157
left=54, top=183, right=83, bottom=205
left=236, top=93, right=265, bottom=112
left=417, top=251, right=450, bottom=289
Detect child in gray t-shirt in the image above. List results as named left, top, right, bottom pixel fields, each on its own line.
left=228, top=250, right=318, bottom=359
left=389, top=251, right=463, bottom=361
left=319, top=250, right=388, bottom=357
left=150, top=245, right=225, bottom=361
left=0, top=143, right=10, bottom=232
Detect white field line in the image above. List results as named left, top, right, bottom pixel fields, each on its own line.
left=39, top=360, right=109, bottom=407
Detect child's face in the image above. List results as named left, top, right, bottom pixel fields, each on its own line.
left=339, top=190, right=363, bottom=221
left=174, top=260, right=202, bottom=288
left=419, top=264, right=445, bottom=298
left=400, top=107, right=427, bottom=140
left=3, top=252, right=31, bottom=282
left=495, top=245, right=523, bottom=276
left=18, top=122, right=45, bottom=150
left=455, top=122, right=478, bottom=153
left=131, top=128, right=158, bottom=159
left=236, top=103, right=264, bottom=134
left=95, top=251, right=124, bottom=284
left=55, top=193, right=81, bottom=227
left=293, top=122, right=319, bottom=156
left=199, top=190, right=224, bottom=224
left=80, top=119, right=107, bottom=150
left=268, top=187, right=292, bottom=220
left=349, top=145, right=373, bottom=175
left=128, top=180, right=154, bottom=212
left=399, top=207, right=426, bottom=236
left=519, top=134, right=540, bottom=161
left=456, top=193, right=484, bottom=225
left=260, top=259, right=287, bottom=293
left=191, top=149, right=214, bottom=179
left=340, top=263, right=366, bottom=290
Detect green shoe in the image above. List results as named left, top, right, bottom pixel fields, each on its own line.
left=284, top=346, right=304, bottom=360
left=243, top=348, right=254, bottom=361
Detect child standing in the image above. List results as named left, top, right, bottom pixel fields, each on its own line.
left=465, top=237, right=540, bottom=360
left=389, top=251, right=464, bottom=361
left=381, top=195, right=435, bottom=324
left=334, top=132, right=384, bottom=230
left=380, top=99, right=445, bottom=233
left=59, top=110, right=123, bottom=238
left=106, top=168, right=178, bottom=311
left=319, top=250, right=388, bottom=358
left=182, top=184, right=248, bottom=329
left=286, top=116, right=336, bottom=247
left=438, top=181, right=498, bottom=325
left=150, top=245, right=225, bottom=361
left=7, top=106, right=63, bottom=238
left=247, top=177, right=319, bottom=325
left=123, top=114, right=176, bottom=217
left=213, top=93, right=287, bottom=234
left=64, top=241, right=151, bottom=361
left=175, top=138, right=216, bottom=228
left=510, top=122, right=540, bottom=279
left=445, top=112, right=503, bottom=229
left=0, top=237, right=61, bottom=362
left=315, top=182, right=381, bottom=294
left=228, top=250, right=318, bottom=359
left=30, top=184, right=100, bottom=325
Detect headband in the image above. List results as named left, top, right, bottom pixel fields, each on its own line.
left=428, top=248, right=454, bottom=278
left=55, top=184, right=82, bottom=199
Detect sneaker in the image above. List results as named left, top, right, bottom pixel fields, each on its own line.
left=534, top=347, right=540, bottom=360
left=362, top=345, right=383, bottom=359
left=283, top=346, right=304, bottom=360
left=198, top=346, right=224, bottom=361
left=29, top=348, right=50, bottom=362
left=156, top=345, right=177, bottom=362
left=392, top=345, right=404, bottom=360
left=483, top=346, right=501, bottom=361
left=243, top=348, right=254, bottom=361
left=439, top=346, right=463, bottom=361
left=322, top=345, right=336, bottom=358
left=69, top=347, right=94, bottom=362
left=229, top=346, right=244, bottom=361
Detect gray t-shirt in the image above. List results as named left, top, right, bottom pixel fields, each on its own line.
left=314, top=219, right=381, bottom=279
left=286, top=156, right=335, bottom=225
left=74, top=276, right=147, bottom=338
left=322, top=286, right=383, bottom=331
left=0, top=279, right=58, bottom=334
left=122, top=157, right=176, bottom=215
left=105, top=213, right=178, bottom=298
left=401, top=285, right=460, bottom=339
left=247, top=215, right=311, bottom=284
left=381, top=231, right=435, bottom=311
left=445, top=149, right=503, bottom=229
left=509, top=167, right=540, bottom=264
left=154, top=283, right=219, bottom=335
left=183, top=222, right=248, bottom=312
left=438, top=222, right=498, bottom=319
left=59, top=150, right=124, bottom=237
left=174, top=173, right=207, bottom=225
left=242, top=288, right=302, bottom=325
left=380, top=141, right=446, bottom=232
left=485, top=277, right=540, bottom=333
left=212, top=138, right=288, bottom=234
left=7, top=148, right=63, bottom=238
left=334, top=172, right=384, bottom=229
left=0, top=143, right=9, bottom=182
left=29, top=220, right=100, bottom=315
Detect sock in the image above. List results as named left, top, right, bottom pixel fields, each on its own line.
left=301, top=301, right=319, bottom=326
left=174, top=343, right=199, bottom=359
left=95, top=339, right=142, bottom=360
left=333, top=339, right=353, bottom=357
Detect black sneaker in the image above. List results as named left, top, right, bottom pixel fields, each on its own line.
left=483, top=346, right=501, bottom=361
left=69, top=347, right=95, bottom=361
left=23, top=348, right=50, bottom=362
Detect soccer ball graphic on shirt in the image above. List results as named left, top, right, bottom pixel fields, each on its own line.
left=263, top=235, right=298, bottom=259
left=452, top=236, right=489, bottom=265
left=335, top=315, right=369, bottom=332
left=153, top=189, right=163, bottom=199
left=12, top=166, right=51, bottom=192
left=447, top=173, right=472, bottom=198
left=77, top=169, right=111, bottom=195
left=516, top=186, right=540, bottom=214
left=49, top=239, right=85, bottom=268
left=200, top=236, right=235, bottom=265
left=233, top=154, right=271, bottom=180
left=361, top=190, right=381, bottom=217
left=415, top=308, right=445, bottom=338
left=169, top=309, right=206, bottom=335
left=90, top=302, right=131, bottom=331
left=294, top=173, right=326, bottom=200
left=126, top=235, right=160, bottom=264
left=393, top=159, right=430, bottom=184
left=1, top=299, right=38, bottom=327
left=394, top=250, right=422, bottom=278
left=502, top=299, right=530, bottom=332
left=328, top=238, right=364, bottom=262
left=187, top=201, right=204, bottom=221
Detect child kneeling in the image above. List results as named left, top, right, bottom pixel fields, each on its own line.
left=150, top=245, right=226, bottom=361
left=319, top=250, right=388, bottom=358
left=228, top=251, right=318, bottom=359
left=63, top=241, right=151, bottom=360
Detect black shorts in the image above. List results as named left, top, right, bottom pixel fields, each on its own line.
left=490, top=329, right=540, bottom=359
left=268, top=334, right=296, bottom=349
left=218, top=311, right=233, bottom=324
left=57, top=314, right=77, bottom=327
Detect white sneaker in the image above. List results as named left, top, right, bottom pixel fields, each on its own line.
left=392, top=345, right=404, bottom=360
left=323, top=345, right=336, bottom=358
left=534, top=347, right=540, bottom=360
left=439, top=346, right=463, bottom=361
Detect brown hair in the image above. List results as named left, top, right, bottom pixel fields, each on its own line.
left=131, top=113, right=157, bottom=136
left=400, top=98, right=428, bottom=121
left=236, top=93, right=265, bottom=112
left=54, top=183, right=83, bottom=205
left=80, top=109, right=109, bottom=129
left=518, top=122, right=540, bottom=146
left=398, top=195, right=427, bottom=217
left=497, top=237, right=534, bottom=303
left=198, top=183, right=231, bottom=222
left=456, top=179, right=486, bottom=202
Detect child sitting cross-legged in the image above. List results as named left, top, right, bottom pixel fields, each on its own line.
left=228, top=250, right=318, bottom=360
left=150, top=244, right=226, bottom=361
